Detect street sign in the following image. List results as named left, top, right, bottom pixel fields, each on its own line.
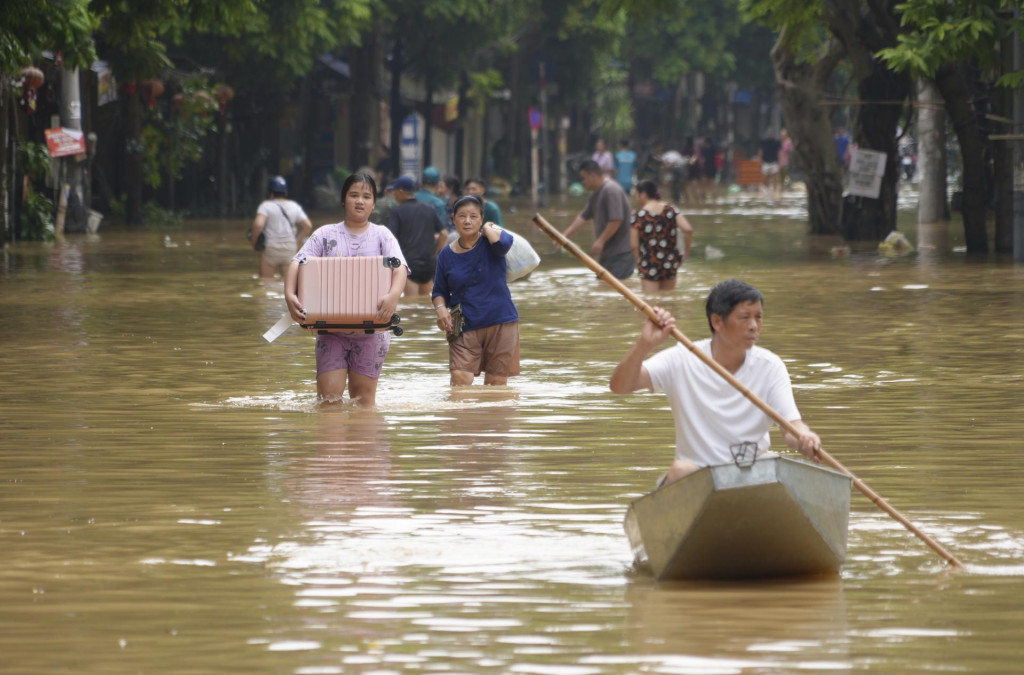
left=528, top=107, right=542, bottom=131
left=44, top=127, right=86, bottom=158
left=400, top=112, right=421, bottom=178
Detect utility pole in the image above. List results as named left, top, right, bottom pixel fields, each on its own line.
left=539, top=61, right=548, bottom=205
left=59, top=66, right=86, bottom=234
left=916, top=79, right=948, bottom=254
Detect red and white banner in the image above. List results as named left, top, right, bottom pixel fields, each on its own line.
left=44, top=127, right=87, bottom=158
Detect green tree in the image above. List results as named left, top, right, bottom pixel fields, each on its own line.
left=1, top=0, right=96, bottom=242
left=376, top=0, right=519, bottom=178
left=623, top=0, right=743, bottom=145
left=505, top=0, right=626, bottom=189
left=89, top=0, right=260, bottom=224
left=176, top=0, right=373, bottom=212
left=878, top=0, right=1024, bottom=254
left=739, top=0, right=846, bottom=237
left=744, top=0, right=912, bottom=245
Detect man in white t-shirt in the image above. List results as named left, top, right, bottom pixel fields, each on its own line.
left=250, top=176, right=313, bottom=278
left=610, top=279, right=822, bottom=486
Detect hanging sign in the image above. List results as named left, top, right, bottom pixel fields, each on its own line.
left=44, top=127, right=87, bottom=158
left=846, top=148, right=887, bottom=199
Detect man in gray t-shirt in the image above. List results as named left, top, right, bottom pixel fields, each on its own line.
left=559, top=159, right=635, bottom=279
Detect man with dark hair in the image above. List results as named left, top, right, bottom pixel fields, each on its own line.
left=610, top=279, right=823, bottom=486
left=464, top=178, right=503, bottom=226
left=386, top=175, right=446, bottom=296
left=558, top=159, right=634, bottom=279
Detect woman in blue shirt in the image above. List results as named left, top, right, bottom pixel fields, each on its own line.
left=432, top=195, right=520, bottom=386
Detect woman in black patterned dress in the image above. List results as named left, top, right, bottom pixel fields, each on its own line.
left=630, top=179, right=694, bottom=293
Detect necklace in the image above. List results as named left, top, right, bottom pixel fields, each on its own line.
left=456, top=237, right=478, bottom=251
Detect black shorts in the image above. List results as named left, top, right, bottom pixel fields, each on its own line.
left=600, top=251, right=635, bottom=280
left=409, top=268, right=434, bottom=284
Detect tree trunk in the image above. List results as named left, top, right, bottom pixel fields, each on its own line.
left=125, top=85, right=143, bottom=226
left=389, top=39, right=404, bottom=179
left=842, top=66, right=909, bottom=243
left=349, top=36, right=376, bottom=171
left=771, top=31, right=845, bottom=240
left=454, top=70, right=469, bottom=177
left=218, top=109, right=229, bottom=216
left=511, top=47, right=528, bottom=187
left=1, top=83, right=9, bottom=244
left=934, top=62, right=989, bottom=254
left=824, top=0, right=909, bottom=244
left=993, top=31, right=1015, bottom=254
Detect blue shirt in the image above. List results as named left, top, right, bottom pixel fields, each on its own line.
left=432, top=230, right=518, bottom=332
left=615, top=149, right=636, bottom=192
left=483, top=199, right=503, bottom=227
left=415, top=188, right=448, bottom=225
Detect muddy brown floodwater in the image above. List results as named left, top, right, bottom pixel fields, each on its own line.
left=2, top=188, right=1023, bottom=673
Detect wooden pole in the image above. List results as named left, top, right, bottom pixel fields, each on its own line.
left=532, top=212, right=965, bottom=569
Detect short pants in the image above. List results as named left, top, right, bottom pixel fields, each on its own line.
left=315, top=331, right=391, bottom=378
left=408, top=267, right=434, bottom=284
left=263, top=241, right=298, bottom=267
left=449, top=321, right=520, bottom=377
left=761, top=162, right=780, bottom=176
left=599, top=251, right=636, bottom=280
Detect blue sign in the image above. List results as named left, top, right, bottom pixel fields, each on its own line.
left=529, top=107, right=542, bottom=131
left=400, top=113, right=421, bottom=177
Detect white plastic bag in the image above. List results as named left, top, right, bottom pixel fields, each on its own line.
left=505, top=231, right=541, bottom=282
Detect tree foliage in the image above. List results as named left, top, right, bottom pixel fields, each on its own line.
left=627, top=0, right=742, bottom=85
left=878, top=0, right=1024, bottom=87
left=0, top=0, right=97, bottom=72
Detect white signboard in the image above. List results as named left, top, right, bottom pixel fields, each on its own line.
left=846, top=148, right=887, bottom=199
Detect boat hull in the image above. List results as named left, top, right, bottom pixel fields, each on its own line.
left=624, top=457, right=852, bottom=580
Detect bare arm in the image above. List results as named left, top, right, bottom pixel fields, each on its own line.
left=676, top=213, right=693, bottom=260
left=630, top=226, right=640, bottom=265
left=609, top=306, right=676, bottom=394
left=377, top=265, right=408, bottom=322
left=297, top=218, right=313, bottom=243
left=481, top=222, right=502, bottom=243
left=783, top=419, right=823, bottom=463
left=284, top=259, right=305, bottom=322
left=557, top=214, right=588, bottom=247
left=251, top=213, right=268, bottom=250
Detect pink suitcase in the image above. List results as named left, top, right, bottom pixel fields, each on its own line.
left=297, top=256, right=403, bottom=335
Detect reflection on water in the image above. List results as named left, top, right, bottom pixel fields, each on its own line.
left=3, top=191, right=1024, bottom=673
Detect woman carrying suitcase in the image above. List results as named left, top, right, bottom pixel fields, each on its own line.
left=432, top=195, right=520, bottom=386
left=284, top=172, right=409, bottom=406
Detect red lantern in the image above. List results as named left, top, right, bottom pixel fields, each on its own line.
left=214, top=83, right=234, bottom=114
left=21, top=66, right=44, bottom=91
left=140, top=79, right=164, bottom=108
left=19, top=66, right=45, bottom=114
left=190, top=89, right=213, bottom=115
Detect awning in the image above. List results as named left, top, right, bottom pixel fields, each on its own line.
left=318, top=54, right=351, bottom=79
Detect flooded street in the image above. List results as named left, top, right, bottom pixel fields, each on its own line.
left=3, top=190, right=1024, bottom=673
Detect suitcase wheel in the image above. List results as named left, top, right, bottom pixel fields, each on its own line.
left=392, top=326, right=404, bottom=336
left=390, top=314, right=401, bottom=326
left=384, top=256, right=401, bottom=269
